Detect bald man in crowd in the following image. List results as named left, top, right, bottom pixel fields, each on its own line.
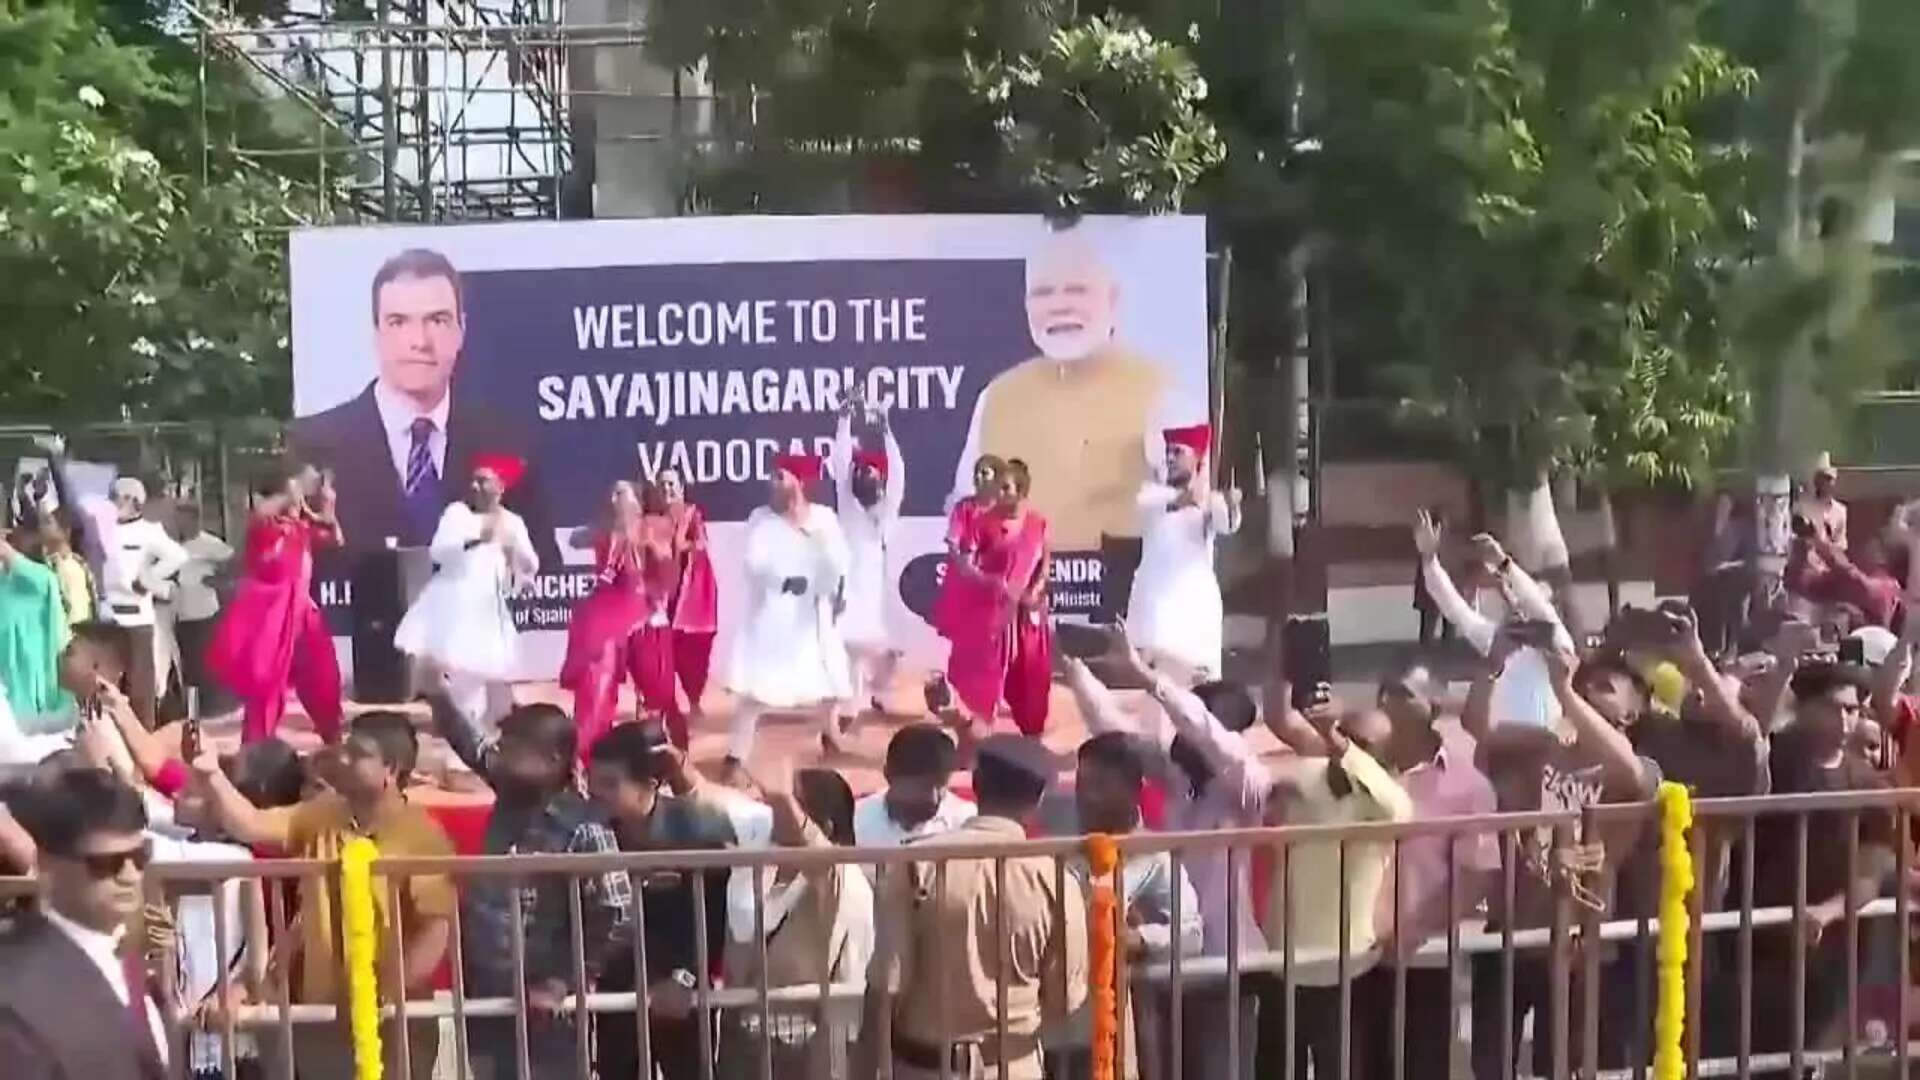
left=950, top=225, right=1175, bottom=552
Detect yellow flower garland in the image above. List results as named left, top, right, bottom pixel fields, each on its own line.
left=1653, top=782, right=1694, bottom=1080
left=1085, top=833, right=1120, bottom=1080
left=340, top=836, right=385, bottom=1080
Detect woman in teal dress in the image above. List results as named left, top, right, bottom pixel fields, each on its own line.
left=0, top=533, right=72, bottom=721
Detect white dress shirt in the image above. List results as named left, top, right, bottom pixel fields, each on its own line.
left=99, top=518, right=189, bottom=627
left=374, top=380, right=451, bottom=483
left=172, top=531, right=235, bottom=622
left=850, top=788, right=977, bottom=848
left=42, top=906, right=170, bottom=1067
left=1421, top=553, right=1573, bottom=731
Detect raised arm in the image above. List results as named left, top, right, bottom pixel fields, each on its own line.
left=1750, top=620, right=1816, bottom=733
left=1414, top=511, right=1497, bottom=653
left=1671, top=613, right=1764, bottom=746
left=99, top=681, right=176, bottom=788
left=1873, top=612, right=1918, bottom=732
left=1063, top=656, right=1157, bottom=742
left=1546, top=648, right=1654, bottom=798
left=190, top=755, right=295, bottom=849
left=422, top=687, right=497, bottom=780
left=831, top=414, right=856, bottom=511
left=881, top=418, right=906, bottom=519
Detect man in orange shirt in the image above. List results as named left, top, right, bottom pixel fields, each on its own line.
left=195, top=711, right=455, bottom=1080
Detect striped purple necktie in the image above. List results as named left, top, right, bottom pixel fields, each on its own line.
left=405, top=417, right=438, bottom=495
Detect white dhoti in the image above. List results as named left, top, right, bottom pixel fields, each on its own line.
left=394, top=503, right=537, bottom=741
left=723, top=504, right=853, bottom=760
left=1125, top=485, right=1238, bottom=681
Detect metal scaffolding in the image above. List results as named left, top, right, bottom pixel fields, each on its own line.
left=186, top=0, right=658, bottom=224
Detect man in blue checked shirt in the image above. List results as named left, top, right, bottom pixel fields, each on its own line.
left=428, top=694, right=632, bottom=1080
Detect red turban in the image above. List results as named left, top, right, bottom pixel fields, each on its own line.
left=851, top=448, right=889, bottom=479
left=1163, top=424, right=1212, bottom=458
left=470, top=452, right=527, bottom=492
left=773, top=452, right=824, bottom=485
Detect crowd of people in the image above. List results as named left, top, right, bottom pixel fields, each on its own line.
left=0, top=415, right=1914, bottom=1080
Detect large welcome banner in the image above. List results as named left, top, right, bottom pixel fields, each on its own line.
left=289, top=215, right=1209, bottom=677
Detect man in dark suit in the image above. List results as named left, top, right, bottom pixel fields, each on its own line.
left=0, top=768, right=167, bottom=1080
left=289, top=247, right=559, bottom=568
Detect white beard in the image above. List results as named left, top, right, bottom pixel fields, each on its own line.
left=1032, top=324, right=1112, bottom=362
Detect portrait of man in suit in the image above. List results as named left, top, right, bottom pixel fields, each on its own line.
left=289, top=247, right=558, bottom=568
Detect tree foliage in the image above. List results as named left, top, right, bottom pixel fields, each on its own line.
left=646, top=0, right=1222, bottom=215
left=0, top=0, right=310, bottom=424
left=1298, top=0, right=1754, bottom=492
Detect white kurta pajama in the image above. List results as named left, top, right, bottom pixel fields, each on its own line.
left=394, top=502, right=537, bottom=732
left=831, top=416, right=905, bottom=709
left=1126, top=485, right=1239, bottom=680
left=723, top=502, right=853, bottom=759
left=832, top=419, right=905, bottom=650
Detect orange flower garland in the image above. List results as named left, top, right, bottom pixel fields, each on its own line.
left=1086, top=833, right=1121, bottom=1080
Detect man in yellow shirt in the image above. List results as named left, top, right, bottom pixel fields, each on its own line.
left=950, top=227, right=1175, bottom=551
left=196, top=711, right=455, bottom=1080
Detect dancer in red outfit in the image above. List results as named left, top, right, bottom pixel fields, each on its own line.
left=208, top=463, right=345, bottom=745
left=942, top=458, right=1054, bottom=736
left=561, top=481, right=679, bottom=755
left=656, top=468, right=719, bottom=721
left=933, top=454, right=1007, bottom=643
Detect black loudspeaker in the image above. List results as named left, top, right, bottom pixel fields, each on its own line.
left=1098, top=534, right=1144, bottom=624
left=351, top=548, right=409, bottom=703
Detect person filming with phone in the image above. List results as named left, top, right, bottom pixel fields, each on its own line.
left=1412, top=510, right=1574, bottom=731
left=1784, top=512, right=1900, bottom=630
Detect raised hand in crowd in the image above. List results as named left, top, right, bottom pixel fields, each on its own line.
left=1412, top=508, right=1444, bottom=559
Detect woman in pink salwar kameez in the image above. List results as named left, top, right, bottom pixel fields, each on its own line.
left=657, top=468, right=719, bottom=722
left=208, top=464, right=345, bottom=745
left=562, top=481, right=680, bottom=756
left=933, top=455, right=1006, bottom=642
left=943, top=458, right=1054, bottom=736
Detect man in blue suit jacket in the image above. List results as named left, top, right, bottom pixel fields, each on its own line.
left=289, top=248, right=559, bottom=570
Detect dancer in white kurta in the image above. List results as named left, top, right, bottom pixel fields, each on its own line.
left=723, top=451, right=854, bottom=769
left=1126, top=423, right=1242, bottom=682
left=394, top=454, right=538, bottom=734
left=830, top=394, right=905, bottom=715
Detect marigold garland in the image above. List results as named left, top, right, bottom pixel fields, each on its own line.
left=340, top=836, right=385, bottom=1080
left=1085, top=833, right=1120, bottom=1080
left=1654, top=782, right=1695, bottom=1080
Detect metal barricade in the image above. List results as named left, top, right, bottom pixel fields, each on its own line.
left=5, top=788, right=1917, bottom=1080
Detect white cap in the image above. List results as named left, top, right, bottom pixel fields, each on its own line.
left=1849, top=626, right=1897, bottom=667
left=109, top=477, right=147, bottom=505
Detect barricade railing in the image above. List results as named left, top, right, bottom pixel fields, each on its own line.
left=5, top=788, right=1918, bottom=1080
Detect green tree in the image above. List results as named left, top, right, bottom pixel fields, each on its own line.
left=0, top=0, right=311, bottom=423
left=644, top=0, right=1223, bottom=215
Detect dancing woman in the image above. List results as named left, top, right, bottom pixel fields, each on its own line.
left=561, top=481, right=679, bottom=756
left=943, top=459, right=1054, bottom=736
left=656, top=468, right=719, bottom=723
left=932, top=454, right=1006, bottom=644
left=394, top=453, right=538, bottom=735
left=207, top=463, right=344, bottom=744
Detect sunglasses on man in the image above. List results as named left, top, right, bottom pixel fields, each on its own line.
left=69, top=839, right=153, bottom=879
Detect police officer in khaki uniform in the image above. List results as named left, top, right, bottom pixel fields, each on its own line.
left=860, top=735, right=1088, bottom=1080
